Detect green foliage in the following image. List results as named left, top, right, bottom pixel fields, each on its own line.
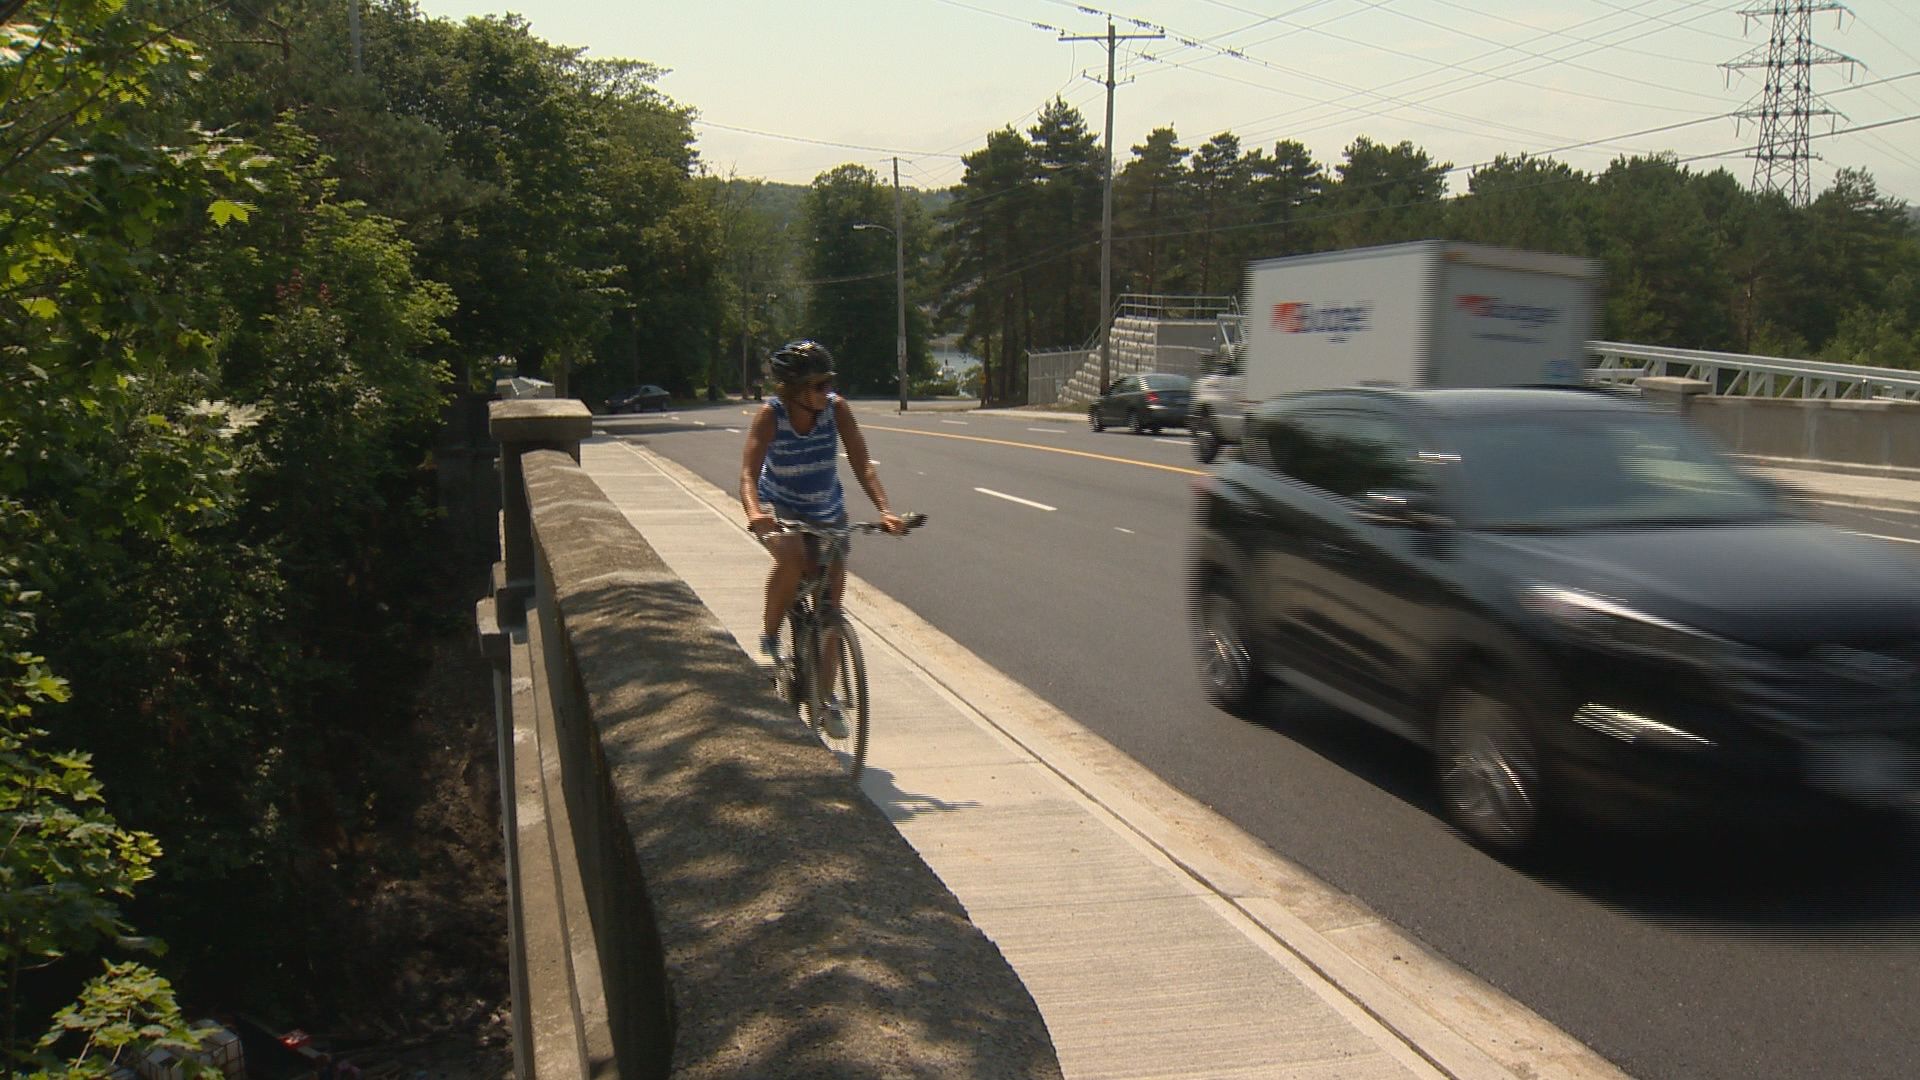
left=31, top=962, right=202, bottom=1078
left=703, top=176, right=805, bottom=398
left=940, top=126, right=1040, bottom=403
left=1025, top=99, right=1102, bottom=348
left=1822, top=306, right=1919, bottom=369
left=1322, top=136, right=1451, bottom=249
left=799, top=164, right=932, bottom=395
left=1113, top=127, right=1189, bottom=298
left=936, top=99, right=1919, bottom=397
left=0, top=549, right=195, bottom=1075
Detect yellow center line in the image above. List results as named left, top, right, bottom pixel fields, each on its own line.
left=864, top=424, right=1207, bottom=477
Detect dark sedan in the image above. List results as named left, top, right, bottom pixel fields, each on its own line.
left=607, top=384, right=671, bottom=413
left=1191, top=386, right=1920, bottom=856
left=1090, top=373, right=1190, bottom=435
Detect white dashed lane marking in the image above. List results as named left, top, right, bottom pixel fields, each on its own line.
left=1850, top=531, right=1920, bottom=545
left=975, top=487, right=1056, bottom=512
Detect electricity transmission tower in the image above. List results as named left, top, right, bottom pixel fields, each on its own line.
left=1721, top=1, right=1857, bottom=206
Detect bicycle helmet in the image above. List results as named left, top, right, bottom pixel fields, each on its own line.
left=768, top=339, right=836, bottom=384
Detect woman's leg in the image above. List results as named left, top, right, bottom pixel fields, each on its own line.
left=762, top=532, right=809, bottom=643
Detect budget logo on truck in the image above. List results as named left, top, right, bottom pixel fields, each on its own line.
left=1455, top=294, right=1560, bottom=344
left=1271, top=301, right=1372, bottom=343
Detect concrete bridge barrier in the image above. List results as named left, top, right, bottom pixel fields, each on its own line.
left=1640, top=376, right=1920, bottom=470
left=476, top=400, right=1061, bottom=1079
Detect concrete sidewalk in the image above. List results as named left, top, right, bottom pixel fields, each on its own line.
left=580, top=432, right=1627, bottom=1080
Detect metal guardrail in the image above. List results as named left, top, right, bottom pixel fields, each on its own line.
left=1113, top=293, right=1239, bottom=322
left=1029, top=317, right=1920, bottom=408
left=1590, top=341, right=1920, bottom=401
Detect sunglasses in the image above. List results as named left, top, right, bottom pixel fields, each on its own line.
left=800, top=378, right=834, bottom=393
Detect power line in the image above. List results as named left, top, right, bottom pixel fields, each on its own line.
left=691, top=118, right=962, bottom=160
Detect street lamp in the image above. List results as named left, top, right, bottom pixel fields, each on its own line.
left=852, top=222, right=908, bottom=412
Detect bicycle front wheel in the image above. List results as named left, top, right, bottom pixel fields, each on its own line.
left=810, top=616, right=870, bottom=782
left=773, top=606, right=810, bottom=711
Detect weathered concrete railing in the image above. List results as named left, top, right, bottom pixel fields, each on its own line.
left=475, top=400, right=1061, bottom=1079
left=1641, top=376, right=1920, bottom=470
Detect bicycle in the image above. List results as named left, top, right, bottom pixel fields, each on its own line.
left=768, top=512, right=927, bottom=781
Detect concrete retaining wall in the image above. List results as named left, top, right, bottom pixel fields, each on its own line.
left=501, top=439, right=1061, bottom=1078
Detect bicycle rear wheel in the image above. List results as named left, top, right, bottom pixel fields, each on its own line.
left=810, top=616, right=870, bottom=782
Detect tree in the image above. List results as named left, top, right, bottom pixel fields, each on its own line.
left=0, top=1, right=258, bottom=1066
left=1321, top=136, right=1450, bottom=248
left=0, top=557, right=201, bottom=1078
left=571, top=56, right=722, bottom=405
left=1797, top=168, right=1917, bottom=350
left=1243, top=139, right=1325, bottom=260
left=1025, top=99, right=1102, bottom=348
left=1449, top=154, right=1591, bottom=254
left=1179, top=132, right=1249, bottom=296
left=1114, top=127, right=1188, bottom=297
left=939, top=127, right=1038, bottom=404
left=1590, top=154, right=1737, bottom=347
left=801, top=165, right=922, bottom=395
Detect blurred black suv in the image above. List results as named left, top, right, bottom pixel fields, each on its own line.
left=1191, top=387, right=1920, bottom=855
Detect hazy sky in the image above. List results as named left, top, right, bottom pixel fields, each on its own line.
left=410, top=0, right=1920, bottom=203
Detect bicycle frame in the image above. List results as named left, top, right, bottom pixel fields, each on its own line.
left=769, top=514, right=924, bottom=782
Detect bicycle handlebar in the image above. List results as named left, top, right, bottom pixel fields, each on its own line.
left=776, top=511, right=927, bottom=538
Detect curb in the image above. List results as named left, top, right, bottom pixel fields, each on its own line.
left=1734, top=454, right=1920, bottom=483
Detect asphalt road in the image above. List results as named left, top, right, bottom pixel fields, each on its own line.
left=607, top=400, right=1920, bottom=1080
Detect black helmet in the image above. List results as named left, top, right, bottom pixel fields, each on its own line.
left=769, top=339, right=836, bottom=384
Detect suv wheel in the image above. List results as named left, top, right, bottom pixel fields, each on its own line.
left=1435, top=676, right=1542, bottom=856
left=1128, top=409, right=1144, bottom=435
left=1089, top=407, right=1105, bottom=432
left=1195, top=578, right=1264, bottom=716
left=1193, top=415, right=1221, bottom=463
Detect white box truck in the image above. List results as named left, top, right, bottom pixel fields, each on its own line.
left=1239, top=240, right=1603, bottom=403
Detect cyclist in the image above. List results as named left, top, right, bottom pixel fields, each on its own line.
left=740, top=340, right=906, bottom=707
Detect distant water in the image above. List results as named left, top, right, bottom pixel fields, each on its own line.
left=931, top=349, right=981, bottom=373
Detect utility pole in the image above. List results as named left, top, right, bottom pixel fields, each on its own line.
left=1722, top=1, right=1855, bottom=206
left=1061, top=18, right=1161, bottom=394
left=740, top=253, right=755, bottom=400
left=893, top=157, right=908, bottom=412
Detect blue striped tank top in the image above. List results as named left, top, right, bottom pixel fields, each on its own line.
left=757, top=394, right=845, bottom=522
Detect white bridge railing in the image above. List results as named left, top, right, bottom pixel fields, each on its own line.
left=1026, top=324, right=1920, bottom=407
left=1589, top=341, right=1920, bottom=401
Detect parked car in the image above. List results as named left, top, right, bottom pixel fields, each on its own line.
left=606, top=384, right=671, bottom=413
left=1191, top=386, right=1920, bottom=857
left=1090, top=373, right=1191, bottom=434
left=1189, top=345, right=1247, bottom=463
